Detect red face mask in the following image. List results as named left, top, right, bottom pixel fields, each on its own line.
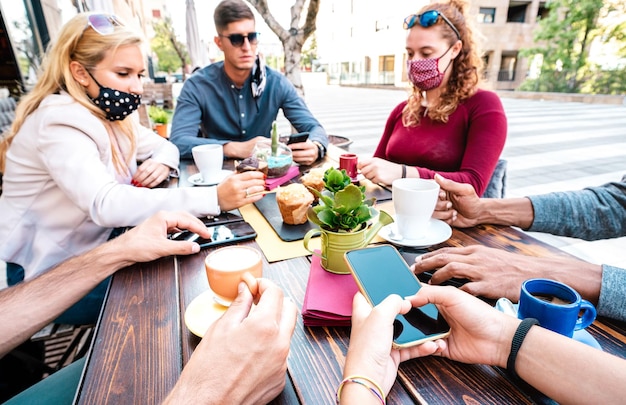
left=406, top=45, right=453, bottom=91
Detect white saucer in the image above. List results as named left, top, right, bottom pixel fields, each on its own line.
left=494, top=298, right=602, bottom=350
left=184, top=289, right=228, bottom=337
left=188, top=170, right=233, bottom=186
left=378, top=218, right=452, bottom=248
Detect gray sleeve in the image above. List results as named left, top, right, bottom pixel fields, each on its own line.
left=527, top=175, right=626, bottom=240
left=597, top=264, right=626, bottom=322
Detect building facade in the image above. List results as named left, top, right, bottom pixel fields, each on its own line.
left=316, top=0, right=548, bottom=91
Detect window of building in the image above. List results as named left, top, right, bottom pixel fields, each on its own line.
left=498, top=52, right=518, bottom=81
left=482, top=52, right=492, bottom=80
left=537, top=2, right=549, bottom=20
left=506, top=2, right=528, bottom=23
left=478, top=8, right=496, bottom=23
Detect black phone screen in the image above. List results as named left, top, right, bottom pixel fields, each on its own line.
left=345, top=245, right=450, bottom=347
left=286, top=132, right=310, bottom=144
left=170, top=221, right=257, bottom=248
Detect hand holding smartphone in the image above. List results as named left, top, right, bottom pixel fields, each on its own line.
left=286, top=132, right=310, bottom=145
left=344, top=245, right=450, bottom=348
left=169, top=220, right=257, bottom=248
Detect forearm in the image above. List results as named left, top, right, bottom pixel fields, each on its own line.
left=0, top=239, right=132, bottom=357
left=476, top=197, right=534, bottom=229
left=515, top=327, right=626, bottom=403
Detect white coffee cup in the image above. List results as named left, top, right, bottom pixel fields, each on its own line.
left=392, top=178, right=440, bottom=240
left=192, top=144, right=223, bottom=183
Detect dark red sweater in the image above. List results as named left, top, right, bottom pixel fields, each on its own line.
left=374, top=89, right=507, bottom=196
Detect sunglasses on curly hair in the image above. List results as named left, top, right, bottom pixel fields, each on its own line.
left=403, top=10, right=461, bottom=40
left=219, top=32, right=260, bottom=47
left=84, top=14, right=124, bottom=36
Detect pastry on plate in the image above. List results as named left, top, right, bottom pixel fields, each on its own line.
left=300, top=167, right=325, bottom=200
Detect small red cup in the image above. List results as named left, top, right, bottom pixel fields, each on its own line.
left=339, top=153, right=358, bottom=181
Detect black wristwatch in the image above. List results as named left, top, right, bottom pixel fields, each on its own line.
left=313, top=141, right=326, bottom=160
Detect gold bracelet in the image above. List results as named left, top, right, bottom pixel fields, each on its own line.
left=336, top=375, right=385, bottom=404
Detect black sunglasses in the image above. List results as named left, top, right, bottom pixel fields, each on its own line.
left=404, top=10, right=461, bottom=40
left=219, top=32, right=260, bottom=47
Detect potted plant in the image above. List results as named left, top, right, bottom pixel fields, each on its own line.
left=253, top=121, right=293, bottom=178
left=148, top=105, right=170, bottom=138
left=303, top=167, right=393, bottom=274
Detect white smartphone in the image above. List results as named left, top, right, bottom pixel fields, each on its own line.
left=344, top=245, right=451, bottom=348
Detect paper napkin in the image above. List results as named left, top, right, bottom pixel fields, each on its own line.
left=302, top=251, right=358, bottom=327
left=265, top=165, right=300, bottom=190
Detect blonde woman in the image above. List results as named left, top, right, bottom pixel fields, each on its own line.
left=358, top=0, right=507, bottom=196
left=0, top=13, right=265, bottom=291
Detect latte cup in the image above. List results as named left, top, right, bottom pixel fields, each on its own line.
left=518, top=278, right=596, bottom=338
left=392, top=178, right=439, bottom=240
left=205, top=246, right=263, bottom=306
left=192, top=144, right=223, bottom=183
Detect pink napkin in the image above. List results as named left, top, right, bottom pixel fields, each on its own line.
left=302, top=251, right=359, bottom=327
left=265, top=165, right=300, bottom=190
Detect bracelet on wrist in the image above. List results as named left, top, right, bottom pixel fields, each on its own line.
left=507, top=318, right=539, bottom=381
left=336, top=375, right=385, bottom=405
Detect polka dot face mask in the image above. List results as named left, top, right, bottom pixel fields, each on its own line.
left=87, top=72, right=141, bottom=121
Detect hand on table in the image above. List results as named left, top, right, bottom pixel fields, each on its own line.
left=412, top=245, right=603, bottom=303
left=216, top=171, right=266, bottom=211
left=357, top=157, right=403, bottom=186
left=166, top=278, right=297, bottom=404
left=133, top=158, right=172, bottom=188
left=222, top=136, right=267, bottom=159
left=290, top=140, right=319, bottom=166
left=113, top=211, right=212, bottom=264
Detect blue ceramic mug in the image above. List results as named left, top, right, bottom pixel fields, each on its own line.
left=518, top=278, right=596, bottom=338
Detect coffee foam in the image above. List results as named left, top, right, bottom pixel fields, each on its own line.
left=207, top=247, right=260, bottom=271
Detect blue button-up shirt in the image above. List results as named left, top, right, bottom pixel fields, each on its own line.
left=170, top=61, right=328, bottom=159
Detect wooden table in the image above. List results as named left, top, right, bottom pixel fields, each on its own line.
left=75, top=150, right=626, bottom=404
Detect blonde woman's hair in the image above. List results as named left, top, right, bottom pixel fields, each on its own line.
left=403, top=0, right=484, bottom=127
left=0, top=12, right=144, bottom=174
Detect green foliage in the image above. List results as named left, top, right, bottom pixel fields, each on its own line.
left=148, top=106, right=169, bottom=124
left=519, top=0, right=626, bottom=94
left=306, top=167, right=376, bottom=232
left=151, top=17, right=188, bottom=74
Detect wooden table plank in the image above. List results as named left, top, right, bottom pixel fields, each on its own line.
left=76, top=257, right=181, bottom=404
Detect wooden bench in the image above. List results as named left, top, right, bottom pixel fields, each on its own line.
left=142, top=82, right=173, bottom=109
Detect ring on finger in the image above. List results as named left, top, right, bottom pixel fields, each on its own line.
left=245, top=187, right=250, bottom=197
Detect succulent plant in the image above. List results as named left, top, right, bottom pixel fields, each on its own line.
left=306, top=167, right=376, bottom=232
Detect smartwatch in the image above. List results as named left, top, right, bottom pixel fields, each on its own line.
left=313, top=141, right=326, bottom=160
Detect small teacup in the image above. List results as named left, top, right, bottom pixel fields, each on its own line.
left=205, top=246, right=263, bottom=306
left=518, top=278, right=596, bottom=338
left=192, top=144, right=223, bottom=183
left=339, top=153, right=358, bottom=181
left=392, top=178, right=439, bottom=240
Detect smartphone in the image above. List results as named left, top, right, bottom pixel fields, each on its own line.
left=286, top=132, right=310, bottom=144
left=203, top=210, right=243, bottom=226
left=344, top=245, right=451, bottom=348
left=169, top=221, right=257, bottom=248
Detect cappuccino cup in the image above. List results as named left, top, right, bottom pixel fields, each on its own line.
left=518, top=278, right=596, bottom=338
left=205, top=246, right=263, bottom=306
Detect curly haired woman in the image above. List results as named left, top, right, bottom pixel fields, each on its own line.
left=358, top=0, right=507, bottom=196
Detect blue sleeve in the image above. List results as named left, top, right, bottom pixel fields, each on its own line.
left=598, top=264, right=626, bottom=321
left=528, top=175, right=626, bottom=240
left=169, top=78, right=227, bottom=159
left=275, top=74, right=328, bottom=148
